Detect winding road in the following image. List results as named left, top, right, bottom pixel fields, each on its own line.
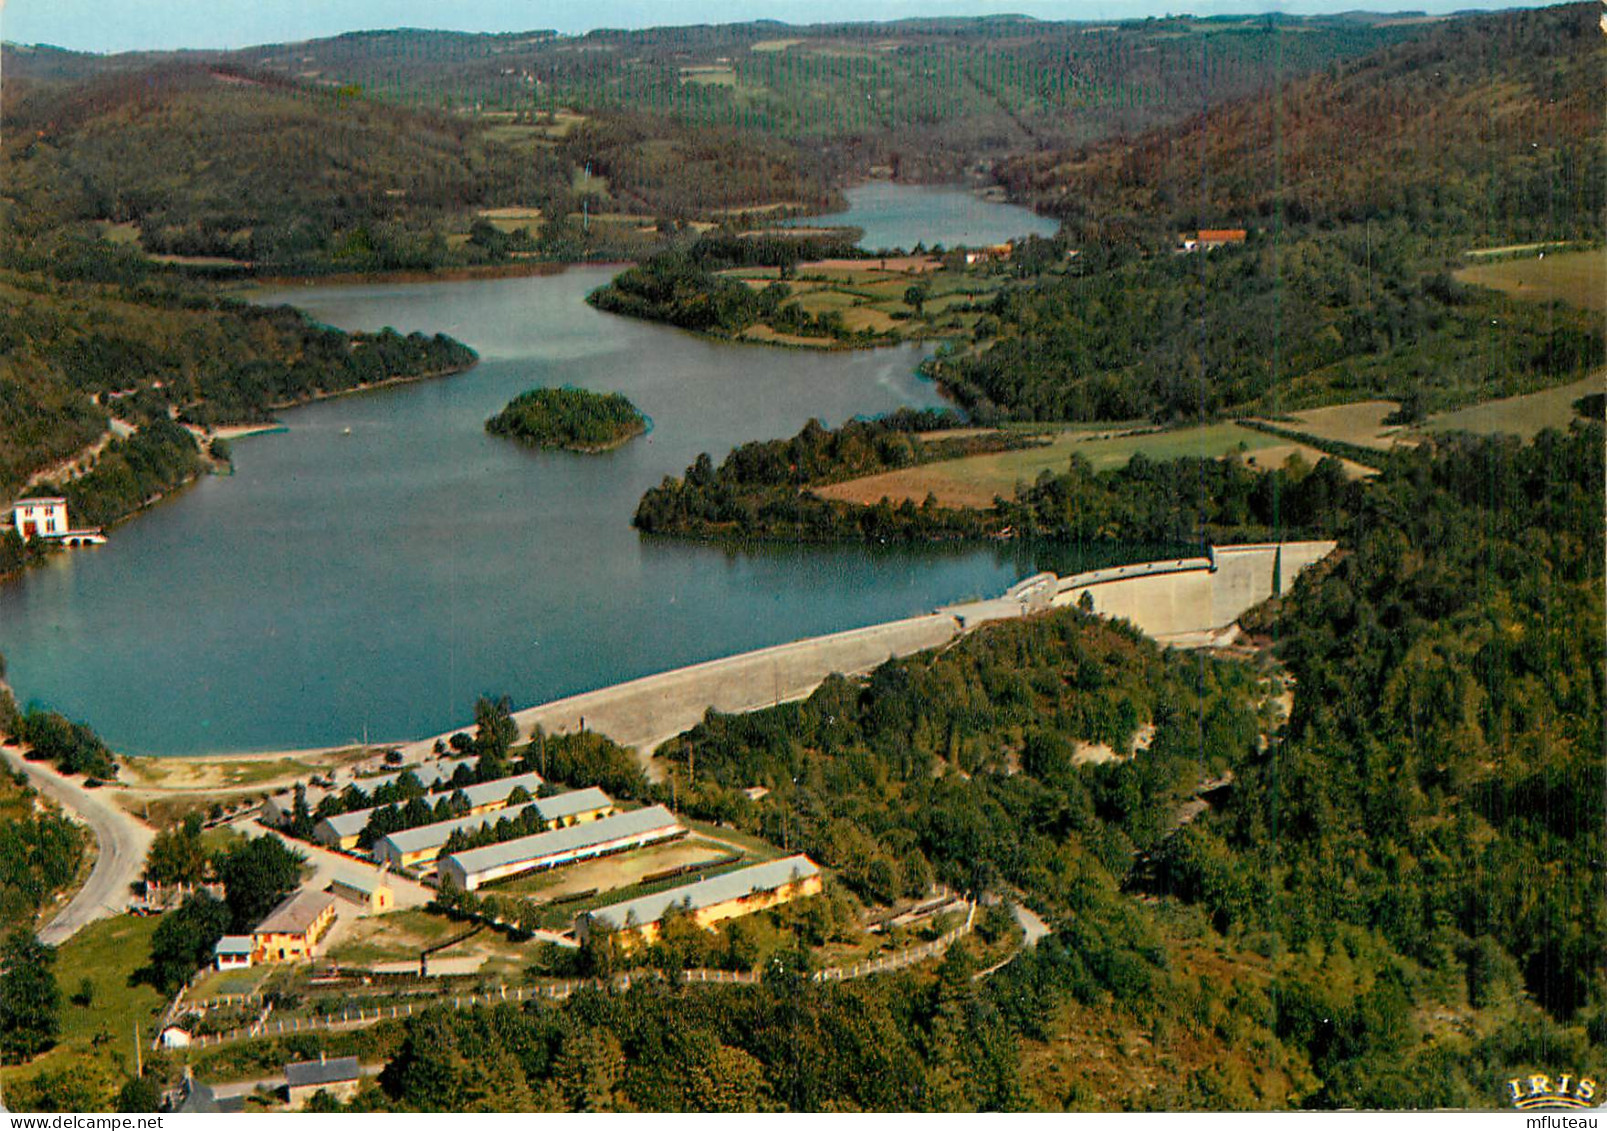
left=2, top=744, right=155, bottom=944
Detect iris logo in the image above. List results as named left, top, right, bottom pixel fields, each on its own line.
left=1507, top=1073, right=1598, bottom=1110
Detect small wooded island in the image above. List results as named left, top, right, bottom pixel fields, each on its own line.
left=485, top=386, right=648, bottom=452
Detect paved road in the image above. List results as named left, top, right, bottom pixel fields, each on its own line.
left=2, top=744, right=156, bottom=944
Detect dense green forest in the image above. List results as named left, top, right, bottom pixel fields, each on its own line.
left=923, top=226, right=1602, bottom=423
left=634, top=411, right=1038, bottom=541
left=0, top=767, right=88, bottom=930
left=487, top=387, right=647, bottom=452
left=607, top=224, right=1601, bottom=427
left=636, top=407, right=1366, bottom=545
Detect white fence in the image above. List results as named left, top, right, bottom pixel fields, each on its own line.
left=180, top=902, right=976, bottom=1051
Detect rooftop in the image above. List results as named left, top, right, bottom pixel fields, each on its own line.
left=441, top=804, right=679, bottom=878
left=584, top=855, right=821, bottom=933
left=176, top=1081, right=244, bottom=1114
left=531, top=786, right=612, bottom=822
left=317, top=770, right=545, bottom=838
left=213, top=935, right=254, bottom=955
left=329, top=874, right=390, bottom=895
left=375, top=786, right=611, bottom=856
left=12, top=496, right=66, bottom=507
left=253, top=889, right=337, bottom=936
left=285, top=1056, right=361, bottom=1089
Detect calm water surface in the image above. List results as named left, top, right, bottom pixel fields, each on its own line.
left=790, top=182, right=1060, bottom=251
left=0, top=191, right=1089, bottom=756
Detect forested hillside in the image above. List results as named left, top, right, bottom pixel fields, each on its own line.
left=216, top=422, right=1604, bottom=1113
left=1001, top=3, right=1604, bottom=243
left=1, top=65, right=580, bottom=272
left=2, top=11, right=1421, bottom=257
left=0, top=248, right=475, bottom=574
left=212, top=17, right=1419, bottom=182
left=923, top=225, right=1602, bottom=423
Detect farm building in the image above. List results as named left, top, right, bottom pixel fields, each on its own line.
left=437, top=804, right=683, bottom=891
left=328, top=875, right=394, bottom=914
left=963, top=242, right=1013, bottom=265
left=311, top=770, right=546, bottom=849
left=251, top=890, right=338, bottom=963
left=172, top=1077, right=244, bottom=1114
left=261, top=757, right=477, bottom=827
left=575, top=855, right=823, bottom=946
left=1178, top=228, right=1247, bottom=252
left=212, top=935, right=255, bottom=971
left=529, top=785, right=615, bottom=826
left=285, top=1055, right=363, bottom=1109
left=370, top=786, right=615, bottom=869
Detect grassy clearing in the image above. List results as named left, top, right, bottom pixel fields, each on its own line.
left=123, top=756, right=314, bottom=791
left=1422, top=373, right=1602, bottom=440
left=738, top=325, right=836, bottom=348
left=815, top=421, right=1377, bottom=509
left=1276, top=400, right=1414, bottom=451
left=680, top=65, right=738, bottom=86
left=1453, top=248, right=1605, bottom=311
left=188, top=963, right=276, bottom=1000
left=0, top=916, right=166, bottom=1099
left=486, top=837, right=735, bottom=900
left=325, top=909, right=466, bottom=966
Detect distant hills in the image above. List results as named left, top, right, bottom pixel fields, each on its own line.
left=4, top=11, right=1425, bottom=210
left=999, top=2, right=1604, bottom=242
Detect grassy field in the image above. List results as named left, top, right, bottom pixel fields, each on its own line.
left=718, top=260, right=1014, bottom=346
left=325, top=909, right=464, bottom=966
left=1454, top=248, right=1606, bottom=311
left=680, top=65, right=738, bottom=86
left=0, top=916, right=167, bottom=1100
left=816, top=422, right=1372, bottom=509
left=485, top=837, right=736, bottom=901
left=123, top=756, right=313, bottom=790
left=1423, top=373, right=1602, bottom=440
left=1276, top=400, right=1417, bottom=451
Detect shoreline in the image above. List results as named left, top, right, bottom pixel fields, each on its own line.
left=0, top=361, right=480, bottom=584
left=248, top=258, right=634, bottom=291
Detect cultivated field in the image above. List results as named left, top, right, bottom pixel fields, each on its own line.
left=1423, top=373, right=1603, bottom=440
left=817, top=422, right=1373, bottom=509
left=1276, top=400, right=1417, bottom=451
left=1453, top=248, right=1606, bottom=311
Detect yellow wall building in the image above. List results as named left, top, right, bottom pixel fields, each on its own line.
left=251, top=890, right=338, bottom=963
left=576, top=855, right=823, bottom=947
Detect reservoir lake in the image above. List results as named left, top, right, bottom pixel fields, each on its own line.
left=788, top=182, right=1060, bottom=251
left=0, top=187, right=1098, bottom=757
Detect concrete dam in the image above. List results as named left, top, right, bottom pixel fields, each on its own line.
left=401, top=540, right=1336, bottom=766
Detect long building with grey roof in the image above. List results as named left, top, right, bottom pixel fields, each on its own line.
left=312, top=771, right=547, bottom=850
left=438, top=804, right=683, bottom=891
left=370, top=787, right=616, bottom=869
left=575, top=855, right=822, bottom=945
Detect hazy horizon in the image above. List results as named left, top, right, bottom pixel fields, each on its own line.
left=0, top=0, right=1558, bottom=56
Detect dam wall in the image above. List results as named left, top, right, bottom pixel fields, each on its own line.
left=399, top=541, right=1335, bottom=766
left=397, top=613, right=961, bottom=764
left=1050, top=540, right=1337, bottom=642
